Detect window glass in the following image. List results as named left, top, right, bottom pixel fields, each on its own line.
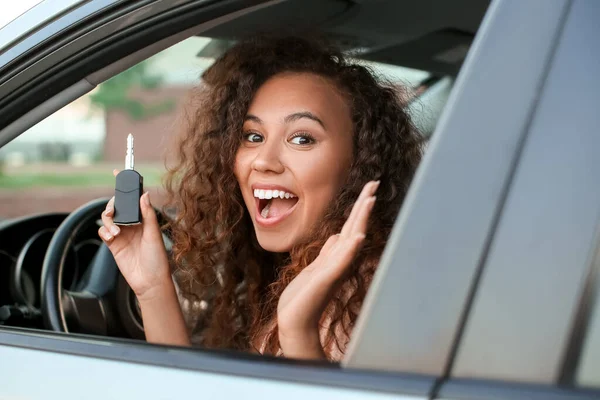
left=0, top=36, right=444, bottom=218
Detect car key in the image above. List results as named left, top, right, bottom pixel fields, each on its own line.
left=113, top=133, right=144, bottom=225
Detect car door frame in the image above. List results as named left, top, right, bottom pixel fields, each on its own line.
left=433, top=0, right=600, bottom=398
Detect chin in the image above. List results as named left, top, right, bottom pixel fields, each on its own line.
left=255, top=232, right=294, bottom=253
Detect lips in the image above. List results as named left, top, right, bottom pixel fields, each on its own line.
left=251, top=184, right=299, bottom=227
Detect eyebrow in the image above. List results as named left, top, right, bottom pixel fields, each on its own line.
left=244, top=111, right=326, bottom=129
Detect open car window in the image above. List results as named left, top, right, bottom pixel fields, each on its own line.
left=0, top=30, right=452, bottom=398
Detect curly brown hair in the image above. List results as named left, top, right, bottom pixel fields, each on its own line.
left=163, top=34, right=423, bottom=359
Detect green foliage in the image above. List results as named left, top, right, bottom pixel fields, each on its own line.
left=89, top=60, right=175, bottom=120
left=0, top=170, right=163, bottom=188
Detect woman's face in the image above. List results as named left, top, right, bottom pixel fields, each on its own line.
left=234, top=72, right=354, bottom=252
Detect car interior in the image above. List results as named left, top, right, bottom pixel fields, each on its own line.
left=0, top=0, right=491, bottom=356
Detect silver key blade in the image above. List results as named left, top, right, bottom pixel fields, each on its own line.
left=125, top=133, right=135, bottom=170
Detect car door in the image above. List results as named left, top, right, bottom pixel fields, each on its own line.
left=2, top=0, right=574, bottom=399
left=430, top=0, right=600, bottom=399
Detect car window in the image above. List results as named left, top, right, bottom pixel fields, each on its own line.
left=0, top=35, right=445, bottom=219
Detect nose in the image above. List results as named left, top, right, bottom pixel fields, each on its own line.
left=251, top=139, right=285, bottom=174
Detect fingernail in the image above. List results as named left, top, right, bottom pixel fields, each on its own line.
left=110, top=225, right=120, bottom=236
left=144, top=192, right=151, bottom=206
left=104, top=232, right=113, bottom=240
left=373, top=182, right=380, bottom=195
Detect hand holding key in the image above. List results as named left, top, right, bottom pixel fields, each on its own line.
left=98, top=135, right=172, bottom=301
left=98, top=135, right=190, bottom=345
left=101, top=184, right=189, bottom=345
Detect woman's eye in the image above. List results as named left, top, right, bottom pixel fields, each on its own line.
left=244, top=132, right=263, bottom=143
left=289, top=134, right=315, bottom=145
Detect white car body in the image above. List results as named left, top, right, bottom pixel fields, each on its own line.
left=0, top=1, right=599, bottom=399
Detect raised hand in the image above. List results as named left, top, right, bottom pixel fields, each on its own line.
left=277, top=180, right=379, bottom=359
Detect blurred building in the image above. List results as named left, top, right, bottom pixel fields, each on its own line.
left=0, top=35, right=431, bottom=167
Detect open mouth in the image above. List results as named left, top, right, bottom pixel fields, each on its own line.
left=254, top=188, right=299, bottom=224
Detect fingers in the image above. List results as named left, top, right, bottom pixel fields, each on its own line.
left=113, top=169, right=120, bottom=177
left=98, top=225, right=115, bottom=243
left=352, top=194, right=377, bottom=238
left=322, top=181, right=378, bottom=275
left=340, top=180, right=379, bottom=238
left=320, top=231, right=364, bottom=281
left=98, top=192, right=159, bottom=245
left=320, top=234, right=339, bottom=255
left=99, top=196, right=120, bottom=242
left=339, top=183, right=370, bottom=237
left=355, top=181, right=379, bottom=233
left=140, top=192, right=159, bottom=226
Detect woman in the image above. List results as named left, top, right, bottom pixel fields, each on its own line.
left=98, top=34, right=422, bottom=360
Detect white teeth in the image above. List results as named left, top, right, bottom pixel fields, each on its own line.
left=253, top=188, right=297, bottom=199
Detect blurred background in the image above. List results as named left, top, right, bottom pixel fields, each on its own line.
left=0, top=35, right=433, bottom=218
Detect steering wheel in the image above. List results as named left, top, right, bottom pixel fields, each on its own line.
left=40, top=198, right=145, bottom=339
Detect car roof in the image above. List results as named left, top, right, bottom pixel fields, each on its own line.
left=0, top=1, right=44, bottom=30
left=201, top=0, right=490, bottom=76
left=0, top=0, right=490, bottom=77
